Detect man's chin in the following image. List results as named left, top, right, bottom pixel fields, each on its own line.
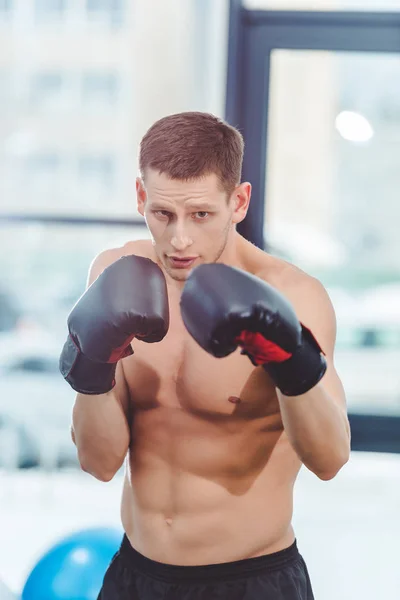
left=165, top=267, right=191, bottom=282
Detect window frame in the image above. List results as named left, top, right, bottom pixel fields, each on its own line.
left=225, top=1, right=400, bottom=453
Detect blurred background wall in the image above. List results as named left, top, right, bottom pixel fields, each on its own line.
left=0, top=1, right=399, bottom=598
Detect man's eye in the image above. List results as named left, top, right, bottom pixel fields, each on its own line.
left=155, top=210, right=171, bottom=218
left=195, top=211, right=209, bottom=219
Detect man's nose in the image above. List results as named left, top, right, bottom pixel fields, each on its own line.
left=170, top=223, right=193, bottom=251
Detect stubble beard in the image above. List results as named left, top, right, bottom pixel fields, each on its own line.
left=159, top=220, right=233, bottom=282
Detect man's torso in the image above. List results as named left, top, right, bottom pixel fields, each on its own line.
left=114, top=239, right=305, bottom=565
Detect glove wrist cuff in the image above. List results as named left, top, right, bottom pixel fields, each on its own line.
left=263, top=325, right=327, bottom=396
left=59, top=335, right=117, bottom=395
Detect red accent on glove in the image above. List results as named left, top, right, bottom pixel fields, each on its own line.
left=235, top=331, right=292, bottom=365
left=107, top=335, right=135, bottom=362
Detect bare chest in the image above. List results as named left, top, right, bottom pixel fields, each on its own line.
left=121, top=298, right=293, bottom=488
left=122, top=304, right=280, bottom=423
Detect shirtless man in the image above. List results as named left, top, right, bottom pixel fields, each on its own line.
left=60, top=112, right=351, bottom=599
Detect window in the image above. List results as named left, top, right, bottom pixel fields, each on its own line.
left=25, top=153, right=61, bottom=173
left=0, top=0, right=12, bottom=11
left=0, top=71, right=10, bottom=106
left=0, top=221, right=149, bottom=475
left=0, top=0, right=12, bottom=18
left=0, top=221, right=148, bottom=340
left=30, top=72, right=66, bottom=109
left=78, top=154, right=115, bottom=189
left=81, top=71, right=119, bottom=109
left=86, top=0, right=124, bottom=26
left=35, top=0, right=67, bottom=20
left=23, top=152, right=62, bottom=199
left=0, top=288, right=20, bottom=332
left=265, top=50, right=400, bottom=418
left=244, top=0, right=400, bottom=10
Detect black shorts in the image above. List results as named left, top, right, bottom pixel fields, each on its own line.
left=97, top=534, right=315, bottom=599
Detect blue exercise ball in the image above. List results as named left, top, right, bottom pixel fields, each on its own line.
left=22, top=526, right=123, bottom=600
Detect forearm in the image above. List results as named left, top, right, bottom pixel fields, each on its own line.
left=72, top=390, right=130, bottom=481
left=278, top=381, right=351, bottom=480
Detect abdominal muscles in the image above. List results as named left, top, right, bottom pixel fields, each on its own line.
left=121, top=402, right=299, bottom=564
left=120, top=337, right=301, bottom=564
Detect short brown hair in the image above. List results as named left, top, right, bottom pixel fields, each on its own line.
left=139, top=112, right=244, bottom=194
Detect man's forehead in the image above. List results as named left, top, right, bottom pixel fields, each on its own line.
left=144, top=170, right=222, bottom=195
left=149, top=197, right=221, bottom=211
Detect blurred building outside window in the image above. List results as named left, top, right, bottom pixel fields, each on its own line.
left=0, top=0, right=12, bottom=14
left=22, top=152, right=63, bottom=200
left=77, top=154, right=116, bottom=190
left=81, top=70, right=120, bottom=110
left=35, top=0, right=67, bottom=20
left=0, top=71, right=10, bottom=106
left=30, top=71, right=67, bottom=111
left=85, top=0, right=125, bottom=27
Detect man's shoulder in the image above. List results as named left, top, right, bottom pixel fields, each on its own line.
left=96, top=239, right=153, bottom=264
left=87, top=239, right=154, bottom=285
left=121, top=238, right=155, bottom=259
left=241, top=242, right=335, bottom=332
left=251, top=252, right=327, bottom=305
left=252, top=252, right=312, bottom=288
left=239, top=237, right=311, bottom=288
left=253, top=253, right=332, bottom=322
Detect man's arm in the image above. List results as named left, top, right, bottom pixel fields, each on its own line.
left=269, top=273, right=351, bottom=481
left=70, top=248, right=132, bottom=482
left=180, top=261, right=350, bottom=482
left=72, top=362, right=131, bottom=482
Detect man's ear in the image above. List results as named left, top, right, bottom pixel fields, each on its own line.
left=231, top=182, right=251, bottom=224
left=136, top=177, right=146, bottom=216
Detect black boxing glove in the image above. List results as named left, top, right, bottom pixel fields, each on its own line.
left=180, top=263, right=326, bottom=397
left=60, top=255, right=169, bottom=395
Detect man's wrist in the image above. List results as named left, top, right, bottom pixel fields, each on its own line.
left=263, top=325, right=327, bottom=396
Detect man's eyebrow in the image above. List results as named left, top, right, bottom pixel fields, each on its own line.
left=149, top=201, right=218, bottom=210
left=149, top=202, right=174, bottom=209
left=185, top=202, right=218, bottom=210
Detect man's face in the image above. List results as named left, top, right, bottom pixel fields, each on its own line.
left=137, top=170, right=249, bottom=281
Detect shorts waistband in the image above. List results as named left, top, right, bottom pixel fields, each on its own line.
left=119, top=535, right=301, bottom=583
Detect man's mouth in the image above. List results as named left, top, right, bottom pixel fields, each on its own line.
left=168, top=256, right=198, bottom=269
